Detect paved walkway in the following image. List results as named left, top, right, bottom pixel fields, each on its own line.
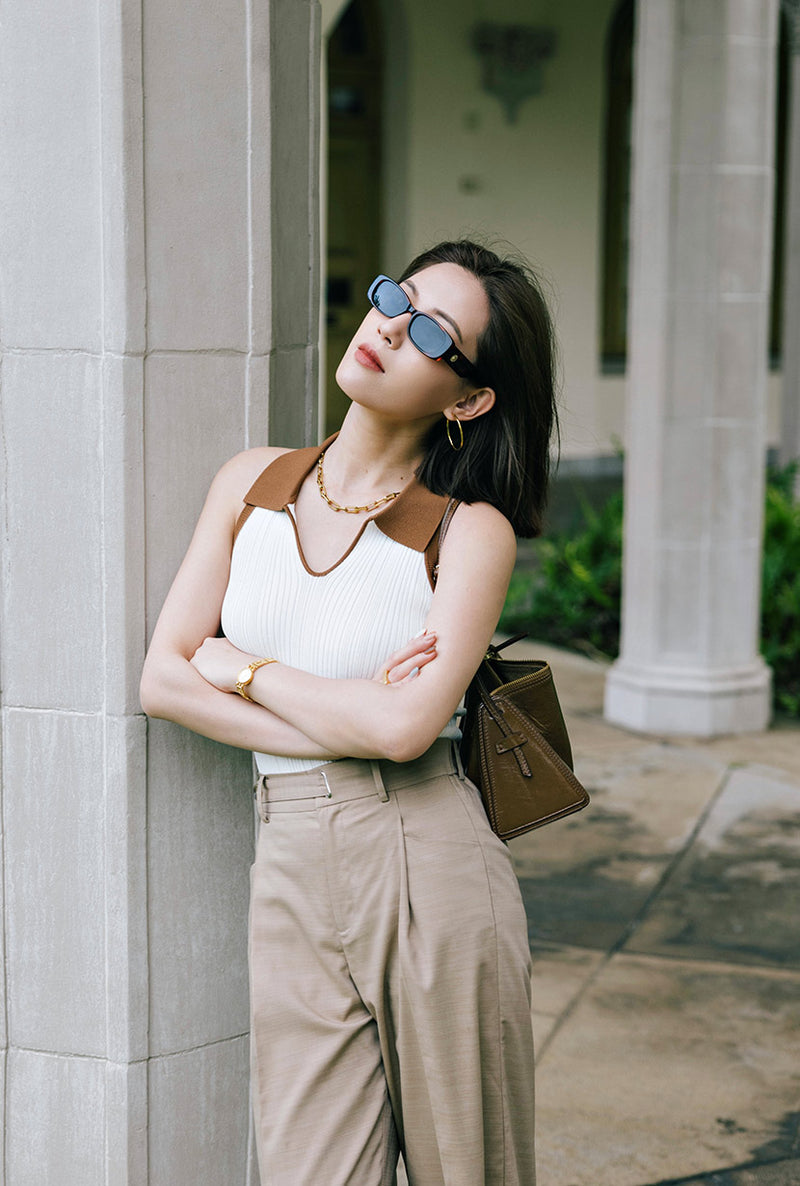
left=512, top=641, right=800, bottom=1186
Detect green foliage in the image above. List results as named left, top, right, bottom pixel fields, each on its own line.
left=761, top=463, right=800, bottom=717
left=500, top=466, right=800, bottom=717
left=499, top=490, right=623, bottom=660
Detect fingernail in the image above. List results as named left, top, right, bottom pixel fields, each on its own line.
left=414, top=628, right=427, bottom=637
left=409, top=666, right=420, bottom=680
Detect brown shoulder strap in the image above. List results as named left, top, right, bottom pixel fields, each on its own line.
left=425, top=498, right=460, bottom=589
left=232, top=503, right=255, bottom=545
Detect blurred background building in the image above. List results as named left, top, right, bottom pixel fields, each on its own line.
left=320, top=0, right=796, bottom=737
left=321, top=0, right=789, bottom=457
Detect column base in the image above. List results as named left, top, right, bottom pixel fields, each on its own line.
left=604, top=657, right=772, bottom=736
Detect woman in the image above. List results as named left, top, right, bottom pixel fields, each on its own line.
left=140, top=240, right=557, bottom=1185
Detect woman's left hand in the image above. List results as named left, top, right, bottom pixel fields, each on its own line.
left=374, top=630, right=437, bottom=685
left=190, top=636, right=260, bottom=693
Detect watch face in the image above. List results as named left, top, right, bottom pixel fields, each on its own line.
left=237, top=666, right=253, bottom=686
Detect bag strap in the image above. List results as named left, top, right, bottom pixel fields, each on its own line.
left=431, top=504, right=529, bottom=649
left=486, top=631, right=528, bottom=656
left=471, top=665, right=535, bottom=777
left=433, top=501, right=536, bottom=779
left=429, top=497, right=460, bottom=587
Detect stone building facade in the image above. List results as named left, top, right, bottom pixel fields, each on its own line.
left=0, top=0, right=793, bottom=1180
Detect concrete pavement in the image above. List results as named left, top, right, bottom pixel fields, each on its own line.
left=511, top=641, right=800, bottom=1186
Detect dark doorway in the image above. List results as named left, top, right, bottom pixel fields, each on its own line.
left=325, top=0, right=383, bottom=436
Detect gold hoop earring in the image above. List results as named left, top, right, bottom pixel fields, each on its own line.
left=446, top=418, right=464, bottom=451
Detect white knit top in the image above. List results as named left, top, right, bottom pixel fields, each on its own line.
left=220, top=444, right=459, bottom=774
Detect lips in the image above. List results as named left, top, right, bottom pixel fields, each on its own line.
left=355, top=344, right=384, bottom=372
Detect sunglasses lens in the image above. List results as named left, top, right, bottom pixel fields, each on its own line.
left=368, top=275, right=466, bottom=368
left=371, top=278, right=408, bottom=317
left=409, top=316, right=450, bottom=358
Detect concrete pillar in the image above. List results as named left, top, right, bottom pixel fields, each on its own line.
left=780, top=0, right=800, bottom=467
left=605, top=0, right=777, bottom=736
left=0, top=1, right=319, bottom=1182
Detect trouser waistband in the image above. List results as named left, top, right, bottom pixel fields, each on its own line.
left=254, top=738, right=463, bottom=821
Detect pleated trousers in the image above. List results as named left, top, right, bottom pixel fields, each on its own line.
left=249, top=739, right=536, bottom=1186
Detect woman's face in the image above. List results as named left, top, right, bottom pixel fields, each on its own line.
left=335, top=262, right=490, bottom=423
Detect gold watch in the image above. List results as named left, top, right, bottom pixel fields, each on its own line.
left=235, top=658, right=277, bottom=700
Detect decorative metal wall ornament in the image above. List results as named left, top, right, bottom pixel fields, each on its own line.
left=472, top=24, right=557, bottom=123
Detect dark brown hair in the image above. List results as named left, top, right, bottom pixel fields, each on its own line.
left=400, top=240, right=558, bottom=537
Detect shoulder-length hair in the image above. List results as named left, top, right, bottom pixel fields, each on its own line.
left=400, top=240, right=559, bottom=538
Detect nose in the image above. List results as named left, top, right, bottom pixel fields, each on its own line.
left=376, top=309, right=410, bottom=348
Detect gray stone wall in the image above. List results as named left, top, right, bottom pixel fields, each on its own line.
left=0, top=1, right=319, bottom=1181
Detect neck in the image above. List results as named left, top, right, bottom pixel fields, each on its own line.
left=324, top=405, right=436, bottom=490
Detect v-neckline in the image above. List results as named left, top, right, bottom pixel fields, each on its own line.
left=235, top=435, right=451, bottom=582
left=283, top=502, right=383, bottom=577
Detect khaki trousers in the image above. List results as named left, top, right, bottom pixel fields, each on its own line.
left=249, top=740, right=536, bottom=1186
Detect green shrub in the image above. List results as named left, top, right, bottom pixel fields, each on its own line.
left=761, top=464, right=800, bottom=716
left=499, top=489, right=623, bottom=660
left=500, top=466, right=800, bottom=717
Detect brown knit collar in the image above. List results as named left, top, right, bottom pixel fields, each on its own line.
left=240, top=435, right=450, bottom=553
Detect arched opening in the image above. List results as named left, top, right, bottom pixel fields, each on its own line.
left=324, top=0, right=384, bottom=437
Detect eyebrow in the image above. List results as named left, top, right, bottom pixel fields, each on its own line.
left=405, top=279, right=464, bottom=344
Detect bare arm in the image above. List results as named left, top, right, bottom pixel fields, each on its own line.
left=192, top=501, right=516, bottom=763
left=139, top=448, right=341, bottom=759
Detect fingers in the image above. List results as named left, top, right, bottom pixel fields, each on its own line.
left=373, top=630, right=437, bottom=684
left=385, top=630, right=436, bottom=669
left=391, top=652, right=433, bottom=683
left=386, top=632, right=437, bottom=685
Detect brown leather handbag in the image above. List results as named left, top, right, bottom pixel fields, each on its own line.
left=460, top=634, right=590, bottom=840
left=433, top=500, right=590, bottom=839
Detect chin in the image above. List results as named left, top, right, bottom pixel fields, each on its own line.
left=334, top=374, right=353, bottom=405
left=334, top=354, right=367, bottom=398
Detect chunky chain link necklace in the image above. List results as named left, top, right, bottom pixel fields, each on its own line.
left=316, top=451, right=401, bottom=515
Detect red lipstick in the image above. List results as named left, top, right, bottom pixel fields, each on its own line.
left=355, top=344, right=384, bottom=372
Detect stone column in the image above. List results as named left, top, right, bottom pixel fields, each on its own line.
left=605, top=0, right=777, bottom=735
left=0, top=0, right=319, bottom=1182
left=780, top=0, right=800, bottom=468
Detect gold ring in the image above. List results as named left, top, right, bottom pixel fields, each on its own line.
left=382, top=669, right=391, bottom=685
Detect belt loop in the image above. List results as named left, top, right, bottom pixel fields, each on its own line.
left=370, top=760, right=390, bottom=802
left=452, top=740, right=465, bottom=780
left=255, top=773, right=270, bottom=823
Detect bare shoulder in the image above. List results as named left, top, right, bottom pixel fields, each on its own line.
left=443, top=500, right=516, bottom=564
left=191, top=445, right=294, bottom=537
left=209, top=444, right=293, bottom=505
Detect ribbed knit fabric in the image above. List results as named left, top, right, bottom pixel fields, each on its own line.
left=221, top=506, right=459, bottom=773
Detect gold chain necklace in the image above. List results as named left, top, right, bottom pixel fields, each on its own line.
left=316, top=451, right=401, bottom=515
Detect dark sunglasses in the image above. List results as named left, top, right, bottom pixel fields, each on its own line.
left=367, top=275, right=483, bottom=383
